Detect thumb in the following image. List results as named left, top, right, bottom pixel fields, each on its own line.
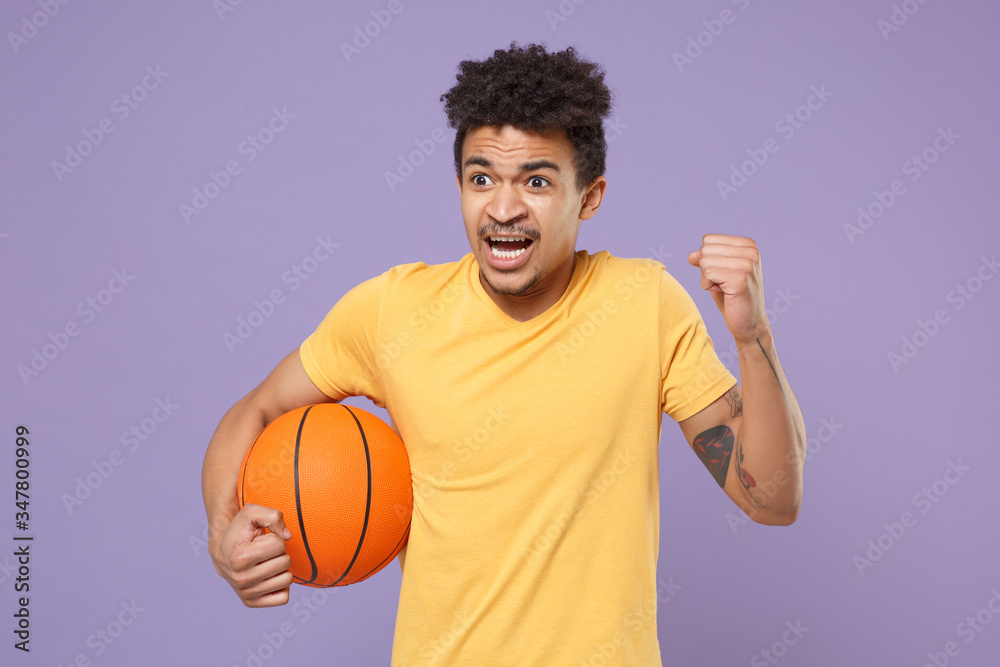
left=687, top=250, right=701, bottom=267
left=242, top=503, right=293, bottom=541
left=266, top=515, right=293, bottom=541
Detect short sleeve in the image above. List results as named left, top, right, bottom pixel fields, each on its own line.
left=299, top=272, right=387, bottom=406
left=658, top=266, right=737, bottom=422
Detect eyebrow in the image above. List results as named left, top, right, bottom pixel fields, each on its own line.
left=462, top=156, right=561, bottom=173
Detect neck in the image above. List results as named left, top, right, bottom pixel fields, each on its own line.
left=481, top=253, right=578, bottom=322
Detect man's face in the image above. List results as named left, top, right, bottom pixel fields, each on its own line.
left=457, top=124, right=605, bottom=313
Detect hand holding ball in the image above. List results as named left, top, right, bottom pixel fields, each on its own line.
left=237, top=403, right=413, bottom=587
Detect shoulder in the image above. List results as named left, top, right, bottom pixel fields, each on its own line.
left=580, top=250, right=667, bottom=295
left=333, top=255, right=470, bottom=305
left=357, top=255, right=473, bottom=312
left=580, top=250, right=703, bottom=314
left=385, top=254, right=468, bottom=275
left=584, top=249, right=663, bottom=275
left=380, top=254, right=471, bottom=289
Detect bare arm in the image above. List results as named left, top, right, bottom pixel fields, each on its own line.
left=734, top=333, right=805, bottom=520
left=678, top=338, right=805, bottom=525
left=680, top=234, right=806, bottom=524
left=201, top=347, right=335, bottom=606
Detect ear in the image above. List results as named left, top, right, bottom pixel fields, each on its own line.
left=456, top=173, right=462, bottom=195
left=578, top=176, right=607, bottom=221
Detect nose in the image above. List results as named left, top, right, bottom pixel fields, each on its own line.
left=484, top=182, right=528, bottom=226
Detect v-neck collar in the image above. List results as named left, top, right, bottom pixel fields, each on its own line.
left=466, top=250, right=591, bottom=332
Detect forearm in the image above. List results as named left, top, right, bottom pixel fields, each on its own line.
left=733, top=330, right=805, bottom=524
left=201, top=395, right=268, bottom=548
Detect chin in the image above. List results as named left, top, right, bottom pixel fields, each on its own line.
left=481, top=267, right=540, bottom=297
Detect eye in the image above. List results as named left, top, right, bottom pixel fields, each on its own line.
left=527, top=176, right=549, bottom=189
left=471, top=174, right=493, bottom=187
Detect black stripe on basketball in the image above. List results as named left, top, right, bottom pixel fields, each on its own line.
left=353, top=523, right=409, bottom=585
left=316, top=524, right=410, bottom=588
left=294, top=405, right=319, bottom=585
left=332, top=404, right=373, bottom=586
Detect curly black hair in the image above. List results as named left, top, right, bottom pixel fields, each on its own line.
left=440, top=42, right=614, bottom=193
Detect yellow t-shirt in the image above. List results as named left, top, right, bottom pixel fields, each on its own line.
left=299, top=249, right=736, bottom=666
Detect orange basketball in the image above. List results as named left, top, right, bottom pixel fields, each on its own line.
left=237, top=403, right=412, bottom=587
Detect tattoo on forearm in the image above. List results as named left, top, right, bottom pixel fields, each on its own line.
left=692, top=425, right=734, bottom=488
left=723, top=385, right=743, bottom=418
left=734, top=435, right=765, bottom=509
left=755, top=337, right=806, bottom=457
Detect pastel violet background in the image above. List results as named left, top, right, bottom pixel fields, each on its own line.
left=2, top=0, right=998, bottom=665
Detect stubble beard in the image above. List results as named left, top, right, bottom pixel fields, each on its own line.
left=479, top=265, right=542, bottom=297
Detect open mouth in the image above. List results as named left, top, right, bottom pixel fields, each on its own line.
left=487, top=235, right=534, bottom=259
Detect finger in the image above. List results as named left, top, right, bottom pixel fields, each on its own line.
left=231, top=554, right=293, bottom=594
left=697, top=243, right=761, bottom=263
left=241, top=574, right=293, bottom=608
left=693, top=257, right=716, bottom=291
left=694, top=255, right=753, bottom=291
left=686, top=250, right=701, bottom=267
left=243, top=590, right=289, bottom=609
left=699, top=267, right=757, bottom=295
left=261, top=510, right=293, bottom=541
left=696, top=254, right=758, bottom=274
left=231, top=531, right=290, bottom=569
left=236, top=551, right=293, bottom=585
left=239, top=503, right=293, bottom=540
left=701, top=234, right=757, bottom=248
left=226, top=551, right=291, bottom=592
left=241, top=568, right=294, bottom=601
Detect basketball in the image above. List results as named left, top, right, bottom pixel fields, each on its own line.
left=237, top=403, right=412, bottom=587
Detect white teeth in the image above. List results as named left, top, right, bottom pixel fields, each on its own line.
left=487, top=235, right=530, bottom=260
left=490, top=246, right=527, bottom=259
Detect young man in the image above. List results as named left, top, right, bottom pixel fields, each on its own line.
left=202, top=43, right=805, bottom=665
